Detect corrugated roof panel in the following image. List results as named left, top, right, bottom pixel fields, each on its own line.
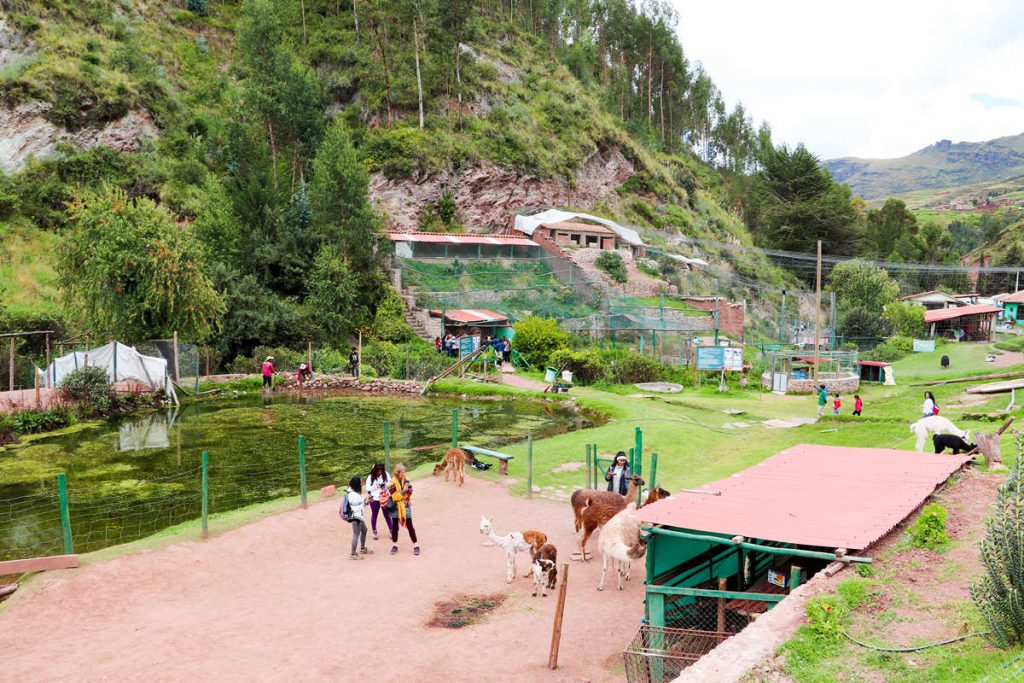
left=636, top=444, right=969, bottom=550
left=386, top=232, right=538, bottom=246
left=923, top=304, right=1001, bottom=323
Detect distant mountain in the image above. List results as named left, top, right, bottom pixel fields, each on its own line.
left=824, top=133, right=1024, bottom=200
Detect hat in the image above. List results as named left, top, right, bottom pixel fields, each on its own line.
left=266, top=356, right=274, bottom=361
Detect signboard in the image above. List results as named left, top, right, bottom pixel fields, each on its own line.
left=696, top=346, right=743, bottom=371
left=767, top=569, right=787, bottom=589
left=913, top=339, right=935, bottom=353
left=459, top=335, right=481, bottom=359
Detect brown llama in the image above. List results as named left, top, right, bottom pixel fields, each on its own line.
left=530, top=543, right=558, bottom=597
left=641, top=487, right=671, bottom=507
left=570, top=473, right=644, bottom=533
left=575, top=475, right=644, bottom=561
left=432, top=448, right=468, bottom=486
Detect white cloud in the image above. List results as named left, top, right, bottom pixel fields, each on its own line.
left=671, top=0, right=1024, bottom=159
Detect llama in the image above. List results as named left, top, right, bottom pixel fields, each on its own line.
left=530, top=544, right=558, bottom=597
left=520, top=530, right=549, bottom=577
left=480, top=516, right=532, bottom=583
left=641, top=487, right=671, bottom=507
left=570, top=474, right=644, bottom=533
left=597, top=503, right=648, bottom=591
left=433, top=448, right=468, bottom=486
left=910, top=415, right=970, bottom=452
left=575, top=475, right=645, bottom=561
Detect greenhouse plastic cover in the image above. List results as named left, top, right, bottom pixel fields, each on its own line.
left=38, top=341, right=176, bottom=402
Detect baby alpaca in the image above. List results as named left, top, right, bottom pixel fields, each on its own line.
left=933, top=433, right=975, bottom=454
left=432, top=448, right=468, bottom=486
left=480, top=516, right=532, bottom=583
left=520, top=530, right=548, bottom=576
left=530, top=544, right=558, bottom=597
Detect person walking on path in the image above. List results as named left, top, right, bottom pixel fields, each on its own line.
left=366, top=462, right=392, bottom=540
left=344, top=475, right=373, bottom=560
left=348, top=347, right=359, bottom=377
left=605, top=452, right=631, bottom=495
left=832, top=393, right=841, bottom=415
left=923, top=391, right=938, bottom=418
left=853, top=394, right=863, bottom=416
left=261, top=356, right=275, bottom=392
left=386, top=463, right=420, bottom=556
left=816, top=384, right=828, bottom=417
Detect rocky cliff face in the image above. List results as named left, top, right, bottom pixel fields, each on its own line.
left=369, top=145, right=635, bottom=232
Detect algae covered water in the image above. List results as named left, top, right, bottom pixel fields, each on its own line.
left=0, top=393, right=585, bottom=561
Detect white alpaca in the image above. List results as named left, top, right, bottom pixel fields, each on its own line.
left=597, top=503, right=649, bottom=591
left=480, top=516, right=532, bottom=583
left=910, top=415, right=970, bottom=452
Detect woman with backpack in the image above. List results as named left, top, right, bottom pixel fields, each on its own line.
left=343, top=475, right=373, bottom=560
left=386, top=463, right=420, bottom=556
left=923, top=391, right=938, bottom=418
left=366, top=462, right=392, bottom=540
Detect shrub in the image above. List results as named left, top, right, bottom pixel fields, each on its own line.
left=973, top=440, right=1024, bottom=647
left=9, top=408, right=77, bottom=434
left=362, top=341, right=399, bottom=377
left=884, top=301, right=926, bottom=338
left=225, top=346, right=305, bottom=374
left=596, top=251, right=628, bottom=283
left=865, top=335, right=913, bottom=363
left=612, top=352, right=665, bottom=384
left=371, top=287, right=414, bottom=343
left=547, top=349, right=606, bottom=385
left=59, top=366, right=114, bottom=417
left=512, top=316, right=571, bottom=367
left=187, top=0, right=208, bottom=16
left=907, top=503, right=949, bottom=550
left=805, top=595, right=847, bottom=641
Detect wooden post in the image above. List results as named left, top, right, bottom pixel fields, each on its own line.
left=527, top=433, right=533, bottom=499
left=172, top=331, right=180, bottom=382
left=205, top=349, right=210, bottom=377
left=201, top=451, right=209, bottom=538
left=8, top=337, right=13, bottom=391
left=813, top=241, right=821, bottom=385
left=34, top=365, right=40, bottom=408
left=57, top=472, right=73, bottom=554
left=298, top=435, right=307, bottom=509
left=357, top=330, right=363, bottom=379
left=307, top=341, right=313, bottom=370
left=717, top=577, right=727, bottom=632
left=548, top=563, right=569, bottom=669
left=44, top=333, right=50, bottom=389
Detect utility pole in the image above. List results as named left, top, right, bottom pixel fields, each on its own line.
left=779, top=290, right=787, bottom=345
left=813, top=241, right=822, bottom=385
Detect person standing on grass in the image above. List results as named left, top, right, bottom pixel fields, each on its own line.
left=605, top=452, right=631, bottom=495
left=344, top=476, right=373, bottom=560
left=923, top=391, right=938, bottom=417
left=348, top=347, right=359, bottom=377
left=832, top=393, right=841, bottom=415
left=816, top=384, right=828, bottom=416
left=261, top=356, right=275, bottom=392
left=387, top=463, right=420, bottom=556
left=366, top=462, right=392, bottom=540
left=853, top=394, right=863, bottom=416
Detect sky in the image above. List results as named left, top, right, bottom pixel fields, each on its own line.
left=671, top=0, right=1024, bottom=160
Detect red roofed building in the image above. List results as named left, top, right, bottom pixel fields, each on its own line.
left=923, top=303, right=1000, bottom=341
left=387, top=232, right=541, bottom=259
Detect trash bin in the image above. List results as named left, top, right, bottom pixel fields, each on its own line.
left=561, top=370, right=574, bottom=383
left=544, top=367, right=558, bottom=383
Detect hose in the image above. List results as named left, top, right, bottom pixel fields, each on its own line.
left=842, top=629, right=990, bottom=653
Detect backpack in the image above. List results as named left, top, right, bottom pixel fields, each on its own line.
left=340, top=495, right=353, bottom=522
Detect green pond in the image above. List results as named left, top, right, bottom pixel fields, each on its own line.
left=0, top=393, right=588, bottom=561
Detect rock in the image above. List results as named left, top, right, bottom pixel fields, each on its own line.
left=368, top=146, right=634, bottom=231
left=531, top=485, right=542, bottom=493
left=320, top=485, right=337, bottom=497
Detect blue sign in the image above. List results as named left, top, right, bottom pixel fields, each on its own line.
left=459, top=335, right=480, bottom=359
left=696, top=346, right=725, bottom=370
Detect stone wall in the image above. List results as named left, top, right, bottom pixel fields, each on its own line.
left=760, top=372, right=860, bottom=394
left=678, top=297, right=745, bottom=340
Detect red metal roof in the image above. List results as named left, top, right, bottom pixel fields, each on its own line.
left=855, top=361, right=890, bottom=367
left=636, top=444, right=970, bottom=551
left=387, top=232, right=538, bottom=246
left=1002, top=291, right=1024, bottom=304
left=429, top=309, right=509, bottom=324
left=923, top=304, right=1001, bottom=323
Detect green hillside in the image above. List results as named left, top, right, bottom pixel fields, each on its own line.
left=0, top=0, right=800, bottom=359
left=825, top=133, right=1024, bottom=200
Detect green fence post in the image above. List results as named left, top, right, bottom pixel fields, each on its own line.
left=201, top=451, right=209, bottom=538
left=629, top=447, right=635, bottom=472
left=650, top=452, right=658, bottom=489
left=451, top=409, right=458, bottom=448
left=639, top=335, right=644, bottom=354
left=790, top=565, right=803, bottom=591
left=635, top=427, right=643, bottom=476
left=57, top=472, right=73, bottom=555
left=527, top=433, right=533, bottom=499
left=383, top=421, right=392, bottom=473
left=298, top=435, right=307, bottom=509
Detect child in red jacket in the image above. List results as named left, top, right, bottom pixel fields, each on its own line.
left=853, top=395, right=863, bottom=416
left=832, top=394, right=841, bottom=415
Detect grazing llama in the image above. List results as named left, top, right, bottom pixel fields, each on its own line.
left=479, top=516, right=533, bottom=583
left=597, top=503, right=648, bottom=591
left=909, top=415, right=970, bottom=452
left=433, top=448, right=468, bottom=486
left=572, top=474, right=644, bottom=560
left=530, top=544, right=558, bottom=597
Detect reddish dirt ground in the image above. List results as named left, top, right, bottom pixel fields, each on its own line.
left=0, top=476, right=644, bottom=682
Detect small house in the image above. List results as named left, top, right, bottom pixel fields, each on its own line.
left=923, top=304, right=1001, bottom=341
left=899, top=290, right=965, bottom=310
left=999, top=291, right=1024, bottom=325
left=428, top=308, right=511, bottom=338
left=856, top=360, right=891, bottom=384
left=513, top=209, right=646, bottom=257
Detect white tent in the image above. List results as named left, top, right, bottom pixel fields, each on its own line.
left=514, top=209, right=646, bottom=247
left=38, top=341, right=177, bottom=402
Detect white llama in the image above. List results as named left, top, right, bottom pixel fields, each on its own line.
left=480, top=516, right=533, bottom=583
left=597, top=503, right=648, bottom=591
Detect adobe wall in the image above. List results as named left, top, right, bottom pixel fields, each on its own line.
left=760, top=373, right=861, bottom=394
left=678, top=297, right=745, bottom=340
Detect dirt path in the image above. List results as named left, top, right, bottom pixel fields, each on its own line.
left=992, top=350, right=1024, bottom=367
left=502, top=372, right=550, bottom=392
left=0, top=476, right=643, bottom=682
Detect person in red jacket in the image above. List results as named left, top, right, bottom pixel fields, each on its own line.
left=832, top=393, right=841, bottom=415
left=261, top=356, right=275, bottom=392
left=853, top=394, right=863, bottom=416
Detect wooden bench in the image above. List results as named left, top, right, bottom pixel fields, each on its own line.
left=461, top=445, right=514, bottom=475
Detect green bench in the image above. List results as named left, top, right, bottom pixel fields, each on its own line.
left=461, top=445, right=514, bottom=475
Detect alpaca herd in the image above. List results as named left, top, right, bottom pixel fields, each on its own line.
left=478, top=474, right=671, bottom=595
